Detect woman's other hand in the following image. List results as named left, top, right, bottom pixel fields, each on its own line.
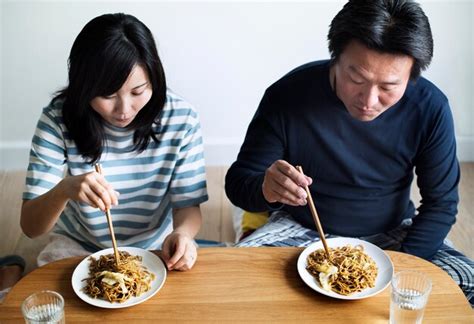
left=161, top=231, right=197, bottom=271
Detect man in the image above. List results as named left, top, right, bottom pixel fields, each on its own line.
left=225, top=0, right=473, bottom=305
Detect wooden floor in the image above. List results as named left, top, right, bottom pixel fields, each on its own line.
left=447, top=163, right=473, bottom=258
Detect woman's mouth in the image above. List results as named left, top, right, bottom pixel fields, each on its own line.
left=115, top=116, right=132, bottom=123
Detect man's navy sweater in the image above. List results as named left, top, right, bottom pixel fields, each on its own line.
left=225, top=60, right=460, bottom=260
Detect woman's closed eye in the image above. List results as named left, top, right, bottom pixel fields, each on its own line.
left=132, top=90, right=145, bottom=96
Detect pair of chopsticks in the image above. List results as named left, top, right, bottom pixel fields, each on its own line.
left=296, top=166, right=332, bottom=262
left=94, top=164, right=120, bottom=266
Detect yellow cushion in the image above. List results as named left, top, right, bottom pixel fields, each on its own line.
left=241, top=211, right=269, bottom=232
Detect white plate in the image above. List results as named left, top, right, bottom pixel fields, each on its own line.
left=297, top=237, right=393, bottom=300
left=72, top=247, right=167, bottom=308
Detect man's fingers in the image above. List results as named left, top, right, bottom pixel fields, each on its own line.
left=263, top=161, right=314, bottom=206
left=268, top=171, right=307, bottom=201
left=270, top=187, right=306, bottom=206
left=275, top=161, right=310, bottom=187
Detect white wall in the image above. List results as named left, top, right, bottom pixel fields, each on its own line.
left=1, top=0, right=473, bottom=170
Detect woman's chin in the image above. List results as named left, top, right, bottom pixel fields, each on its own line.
left=109, top=118, right=133, bottom=128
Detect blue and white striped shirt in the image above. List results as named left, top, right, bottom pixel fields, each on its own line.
left=23, top=90, right=208, bottom=251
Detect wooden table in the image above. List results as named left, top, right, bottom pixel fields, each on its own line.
left=1, top=248, right=472, bottom=323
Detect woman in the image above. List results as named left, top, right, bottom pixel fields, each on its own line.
left=20, top=13, right=207, bottom=271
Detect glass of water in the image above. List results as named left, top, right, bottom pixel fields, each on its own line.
left=390, top=271, right=432, bottom=324
left=21, top=290, right=65, bottom=324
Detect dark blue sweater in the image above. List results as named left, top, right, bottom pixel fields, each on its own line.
left=225, top=60, right=460, bottom=260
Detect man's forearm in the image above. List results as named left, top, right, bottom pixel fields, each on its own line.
left=402, top=203, right=457, bottom=259
left=225, top=167, right=278, bottom=212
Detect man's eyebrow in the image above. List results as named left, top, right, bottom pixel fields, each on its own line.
left=132, top=82, right=148, bottom=90
left=348, top=66, right=401, bottom=85
left=381, top=81, right=402, bottom=85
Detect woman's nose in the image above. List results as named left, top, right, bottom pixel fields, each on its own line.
left=114, top=97, right=131, bottom=115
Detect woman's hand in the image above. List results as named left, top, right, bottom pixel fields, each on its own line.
left=59, top=171, right=119, bottom=211
left=262, top=160, right=313, bottom=206
left=21, top=169, right=120, bottom=238
left=161, top=231, right=197, bottom=271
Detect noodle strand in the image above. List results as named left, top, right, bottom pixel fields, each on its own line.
left=82, top=250, right=155, bottom=303
left=306, top=244, right=377, bottom=295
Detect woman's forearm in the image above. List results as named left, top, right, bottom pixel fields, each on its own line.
left=172, top=206, right=202, bottom=238
left=20, top=180, right=69, bottom=238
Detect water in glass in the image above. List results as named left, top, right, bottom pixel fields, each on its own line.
left=390, top=288, right=425, bottom=324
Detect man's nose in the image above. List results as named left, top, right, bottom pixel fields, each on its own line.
left=360, top=86, right=379, bottom=108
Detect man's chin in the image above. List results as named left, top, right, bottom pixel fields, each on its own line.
left=348, top=109, right=378, bottom=121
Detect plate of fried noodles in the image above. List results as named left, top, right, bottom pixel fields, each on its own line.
left=297, top=237, right=393, bottom=300
left=72, top=247, right=167, bottom=308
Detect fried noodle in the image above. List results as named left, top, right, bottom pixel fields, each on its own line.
left=306, top=244, right=377, bottom=295
left=82, top=250, right=155, bottom=303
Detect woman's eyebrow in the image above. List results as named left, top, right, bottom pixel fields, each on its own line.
left=132, top=82, right=148, bottom=90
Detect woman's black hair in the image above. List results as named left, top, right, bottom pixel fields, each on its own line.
left=328, top=0, right=433, bottom=79
left=54, top=13, right=166, bottom=163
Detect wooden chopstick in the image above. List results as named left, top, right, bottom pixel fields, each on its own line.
left=94, top=163, right=120, bottom=267
left=296, top=165, right=332, bottom=262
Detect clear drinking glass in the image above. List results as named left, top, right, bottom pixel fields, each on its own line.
left=390, top=271, right=432, bottom=324
left=21, top=290, right=65, bottom=324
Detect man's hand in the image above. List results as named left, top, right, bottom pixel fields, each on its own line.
left=262, top=160, right=313, bottom=206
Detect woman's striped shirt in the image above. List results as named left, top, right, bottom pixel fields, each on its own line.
left=23, top=90, right=208, bottom=251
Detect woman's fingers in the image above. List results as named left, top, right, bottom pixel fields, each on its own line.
left=88, top=172, right=119, bottom=210
left=82, top=189, right=105, bottom=210
left=162, top=235, right=197, bottom=271
left=171, top=252, right=196, bottom=271
left=63, top=171, right=119, bottom=210
left=94, top=173, right=119, bottom=206
left=166, top=242, right=186, bottom=268
left=161, top=238, right=171, bottom=263
left=170, top=241, right=197, bottom=271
